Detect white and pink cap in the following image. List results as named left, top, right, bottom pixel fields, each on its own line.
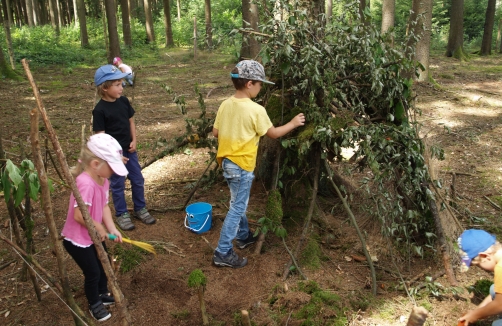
left=87, top=134, right=128, bottom=176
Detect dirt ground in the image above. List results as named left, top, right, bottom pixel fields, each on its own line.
left=0, top=49, right=502, bottom=326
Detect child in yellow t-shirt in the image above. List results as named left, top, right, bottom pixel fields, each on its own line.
left=212, top=60, right=305, bottom=268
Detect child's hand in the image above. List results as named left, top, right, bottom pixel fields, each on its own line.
left=95, top=224, right=107, bottom=241
left=121, top=156, right=129, bottom=164
left=109, top=230, right=123, bottom=243
left=291, top=113, right=306, bottom=128
left=129, top=140, right=137, bottom=153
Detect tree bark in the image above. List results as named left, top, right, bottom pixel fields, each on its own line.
left=104, top=0, right=120, bottom=62
left=239, top=0, right=260, bottom=60
left=408, top=0, right=433, bottom=82
left=359, top=0, right=369, bottom=25
left=0, top=0, right=16, bottom=70
left=144, top=0, right=155, bottom=43
left=381, top=0, right=394, bottom=34
left=176, top=0, right=180, bottom=21
left=326, top=0, right=332, bottom=23
left=25, top=0, right=34, bottom=26
left=72, top=0, right=77, bottom=22
left=48, top=0, right=59, bottom=34
left=121, top=0, right=132, bottom=47
left=480, top=0, right=496, bottom=55
left=163, top=0, right=173, bottom=47
left=76, top=0, right=88, bottom=47
left=445, top=0, right=467, bottom=60
left=29, top=108, right=91, bottom=326
left=204, top=0, right=212, bottom=48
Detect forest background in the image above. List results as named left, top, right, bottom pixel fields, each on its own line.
left=1, top=0, right=502, bottom=325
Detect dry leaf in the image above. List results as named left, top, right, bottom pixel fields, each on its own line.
left=344, top=256, right=352, bottom=261
left=5, top=310, right=10, bottom=317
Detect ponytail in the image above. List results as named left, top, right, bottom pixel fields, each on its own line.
left=70, top=145, right=100, bottom=178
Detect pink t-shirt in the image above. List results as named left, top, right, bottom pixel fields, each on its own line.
left=61, top=172, right=109, bottom=247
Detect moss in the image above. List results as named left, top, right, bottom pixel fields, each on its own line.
left=297, top=123, right=315, bottom=142
left=266, top=189, right=283, bottom=223
left=328, top=110, right=355, bottom=132
left=188, top=269, right=207, bottom=288
left=112, top=244, right=145, bottom=273
left=300, top=237, right=322, bottom=269
left=295, top=281, right=345, bottom=325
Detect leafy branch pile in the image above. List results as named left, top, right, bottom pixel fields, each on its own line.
left=253, top=1, right=444, bottom=252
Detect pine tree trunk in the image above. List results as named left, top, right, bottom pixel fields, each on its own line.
left=445, top=0, right=466, bottom=59
left=144, top=0, right=155, bottom=42
left=381, top=0, right=394, bottom=34
left=480, top=0, right=496, bottom=55
left=121, top=0, right=132, bottom=47
left=163, top=0, right=173, bottom=47
left=204, top=0, right=212, bottom=48
left=239, top=0, right=260, bottom=60
left=104, top=0, right=121, bottom=62
left=76, top=0, right=88, bottom=47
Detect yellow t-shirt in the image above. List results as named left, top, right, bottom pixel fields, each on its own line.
left=494, top=259, right=502, bottom=294
left=214, top=96, right=273, bottom=172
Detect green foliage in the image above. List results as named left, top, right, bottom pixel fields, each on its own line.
left=112, top=244, right=146, bottom=273
left=187, top=269, right=207, bottom=288
left=295, top=281, right=346, bottom=325
left=408, top=276, right=464, bottom=298
left=1, top=159, right=46, bottom=207
left=171, top=309, right=191, bottom=320
left=256, top=0, right=444, bottom=252
left=257, top=190, right=288, bottom=238
left=300, top=237, right=322, bottom=269
left=467, top=278, right=492, bottom=299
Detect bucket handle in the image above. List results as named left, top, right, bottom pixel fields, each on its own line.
left=184, top=213, right=210, bottom=233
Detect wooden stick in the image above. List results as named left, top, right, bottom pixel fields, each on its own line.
left=484, top=195, right=501, bottom=210
left=406, top=306, right=428, bottom=326
left=241, top=310, right=251, bottom=326
left=22, top=59, right=131, bottom=325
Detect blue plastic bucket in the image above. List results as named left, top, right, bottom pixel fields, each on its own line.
left=184, top=202, right=212, bottom=234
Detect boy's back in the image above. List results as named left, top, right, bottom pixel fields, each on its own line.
left=92, top=96, right=134, bottom=150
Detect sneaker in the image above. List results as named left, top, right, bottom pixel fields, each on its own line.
left=99, top=293, right=115, bottom=306
left=117, top=212, right=135, bottom=231
left=213, top=249, right=247, bottom=268
left=89, top=301, right=111, bottom=322
left=236, top=231, right=259, bottom=249
left=133, top=208, right=156, bottom=225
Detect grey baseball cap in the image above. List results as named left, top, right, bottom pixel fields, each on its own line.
left=230, top=60, right=275, bottom=84
left=94, top=64, right=129, bottom=86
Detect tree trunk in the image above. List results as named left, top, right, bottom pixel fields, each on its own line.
left=326, top=0, right=332, bottom=23
left=76, top=0, right=88, bottom=47
left=129, top=0, right=136, bottom=19
left=121, top=0, right=132, bottom=47
left=498, top=19, right=502, bottom=53
left=381, top=0, right=394, bottom=34
left=480, top=0, right=496, bottom=55
left=0, top=38, right=16, bottom=79
left=176, top=0, right=180, bottom=21
left=144, top=0, right=155, bottom=43
left=1, top=0, right=16, bottom=70
left=72, top=0, right=77, bottom=22
left=163, top=0, right=173, bottom=47
left=413, top=0, right=433, bottom=82
left=48, top=0, right=59, bottom=34
left=204, top=0, right=212, bottom=48
left=359, top=0, right=369, bottom=25
left=239, top=0, right=260, bottom=60
left=25, top=0, right=34, bottom=26
left=104, top=0, right=120, bottom=62
left=445, top=0, right=467, bottom=60
left=5, top=0, right=12, bottom=26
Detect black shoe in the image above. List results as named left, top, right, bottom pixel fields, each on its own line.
left=213, top=249, right=247, bottom=268
left=89, top=301, right=111, bottom=322
left=236, top=231, right=259, bottom=249
left=99, top=293, right=115, bottom=306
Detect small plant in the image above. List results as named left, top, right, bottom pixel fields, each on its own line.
left=295, top=280, right=346, bottom=324
left=171, top=309, right=191, bottom=320
left=111, top=244, right=145, bottom=273
left=188, top=269, right=209, bottom=325
left=467, top=278, right=492, bottom=302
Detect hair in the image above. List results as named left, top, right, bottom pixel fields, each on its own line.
left=231, top=67, right=261, bottom=90
left=96, top=79, right=120, bottom=98
left=471, top=241, right=502, bottom=265
left=70, top=145, right=104, bottom=178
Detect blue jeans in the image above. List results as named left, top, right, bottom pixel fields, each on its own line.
left=215, top=159, right=254, bottom=255
left=490, top=284, right=502, bottom=326
left=110, top=151, right=146, bottom=216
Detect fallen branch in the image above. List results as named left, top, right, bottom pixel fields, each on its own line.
left=0, top=260, right=15, bottom=271
left=484, top=195, right=501, bottom=210
left=324, top=160, right=377, bottom=296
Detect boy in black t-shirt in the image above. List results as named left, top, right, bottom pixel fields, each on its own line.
left=92, top=64, right=156, bottom=231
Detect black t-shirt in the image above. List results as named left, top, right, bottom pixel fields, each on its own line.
left=92, top=96, right=135, bottom=150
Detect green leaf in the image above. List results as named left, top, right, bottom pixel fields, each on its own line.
left=6, top=160, right=22, bottom=187
left=13, top=181, right=25, bottom=207
left=2, top=171, right=11, bottom=203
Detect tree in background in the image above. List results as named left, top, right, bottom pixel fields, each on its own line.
left=480, top=0, right=496, bottom=55
left=48, top=0, right=59, bottom=34
left=445, top=0, right=467, bottom=60
left=240, top=0, right=260, bottom=60
left=144, top=0, right=155, bottom=43
left=204, top=0, right=212, bottom=48
left=76, top=0, right=88, bottom=47
left=121, top=0, right=132, bottom=47
left=163, top=0, right=174, bottom=47
left=381, top=0, right=395, bottom=35
left=408, top=0, right=433, bottom=81
left=104, top=0, right=120, bottom=62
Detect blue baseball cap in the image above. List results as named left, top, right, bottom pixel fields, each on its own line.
left=94, top=64, right=129, bottom=86
left=458, top=229, right=496, bottom=271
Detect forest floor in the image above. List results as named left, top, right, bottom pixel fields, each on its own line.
left=0, top=49, right=502, bottom=326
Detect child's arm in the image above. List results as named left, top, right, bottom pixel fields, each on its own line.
left=459, top=293, right=502, bottom=324
left=129, top=117, right=137, bottom=152
left=119, top=66, right=127, bottom=73
left=74, top=207, right=107, bottom=241
left=213, top=128, right=219, bottom=138
left=266, top=113, right=305, bottom=139
left=102, top=205, right=122, bottom=243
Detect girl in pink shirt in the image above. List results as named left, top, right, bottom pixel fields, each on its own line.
left=61, top=134, right=127, bottom=322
